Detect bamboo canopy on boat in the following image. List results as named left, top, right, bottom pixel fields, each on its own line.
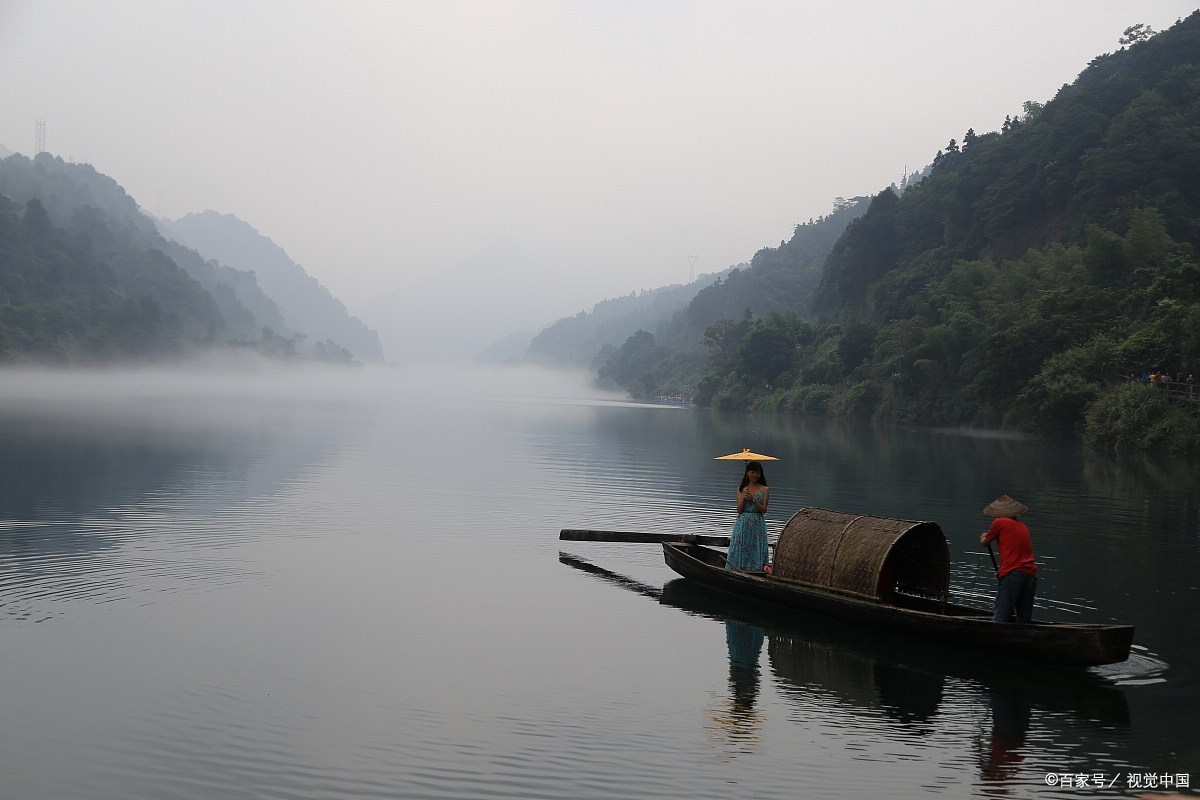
left=772, top=508, right=950, bottom=602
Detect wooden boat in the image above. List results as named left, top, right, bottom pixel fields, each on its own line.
left=559, top=553, right=1134, bottom=727
left=657, top=507, right=1134, bottom=668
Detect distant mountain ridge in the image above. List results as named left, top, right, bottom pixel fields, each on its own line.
left=524, top=272, right=726, bottom=370
left=0, top=151, right=373, bottom=364
left=161, top=211, right=384, bottom=362
left=525, top=193, right=874, bottom=395
left=0, top=153, right=292, bottom=343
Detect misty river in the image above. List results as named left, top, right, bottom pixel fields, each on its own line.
left=0, top=364, right=1196, bottom=799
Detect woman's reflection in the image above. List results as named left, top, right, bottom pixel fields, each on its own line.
left=705, top=619, right=766, bottom=754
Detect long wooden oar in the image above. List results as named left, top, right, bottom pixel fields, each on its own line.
left=985, top=543, right=999, bottom=579
left=560, top=529, right=731, bottom=547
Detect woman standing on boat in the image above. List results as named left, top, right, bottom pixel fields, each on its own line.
left=979, top=494, right=1037, bottom=623
left=726, top=461, right=769, bottom=571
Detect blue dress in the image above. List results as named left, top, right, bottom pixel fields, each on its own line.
left=726, top=491, right=768, bottom=571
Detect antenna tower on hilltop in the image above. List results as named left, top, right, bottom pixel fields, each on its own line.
left=34, top=120, right=45, bottom=155
left=688, top=254, right=697, bottom=284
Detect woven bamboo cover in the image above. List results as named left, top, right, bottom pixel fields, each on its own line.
left=772, top=507, right=949, bottom=601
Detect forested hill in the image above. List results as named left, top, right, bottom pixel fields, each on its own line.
left=531, top=193, right=872, bottom=394
left=597, top=14, right=1200, bottom=454
left=814, top=14, right=1200, bottom=321
left=0, top=152, right=372, bottom=364
left=162, top=211, right=384, bottom=362
left=523, top=271, right=727, bottom=370
left=652, top=194, right=876, bottom=350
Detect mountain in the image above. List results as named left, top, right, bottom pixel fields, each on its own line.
left=813, top=17, right=1200, bottom=322
left=161, top=211, right=384, bottom=362
left=658, top=194, right=877, bottom=348
left=573, top=194, right=874, bottom=399
left=0, top=153, right=261, bottom=361
left=528, top=192, right=876, bottom=388
left=0, top=152, right=285, bottom=347
left=524, top=272, right=725, bottom=370
left=598, top=13, right=1200, bottom=453
left=0, top=152, right=366, bottom=364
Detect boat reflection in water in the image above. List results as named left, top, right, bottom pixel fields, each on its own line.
left=662, top=578, right=948, bottom=734
left=560, top=552, right=1132, bottom=791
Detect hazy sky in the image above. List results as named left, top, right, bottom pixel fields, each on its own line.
left=2, top=1, right=1197, bottom=346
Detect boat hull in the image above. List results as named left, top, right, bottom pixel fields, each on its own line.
left=662, top=543, right=1134, bottom=667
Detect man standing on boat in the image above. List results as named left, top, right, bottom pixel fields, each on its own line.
left=979, top=495, right=1038, bottom=623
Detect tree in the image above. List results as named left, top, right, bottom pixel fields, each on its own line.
left=1119, top=23, right=1156, bottom=46
left=702, top=314, right=751, bottom=372
left=1083, top=224, right=1126, bottom=281
left=596, top=329, right=662, bottom=396
left=812, top=188, right=900, bottom=318
left=1123, top=208, right=1172, bottom=269
left=738, top=316, right=796, bottom=385
left=22, top=198, right=56, bottom=256
left=837, top=323, right=876, bottom=375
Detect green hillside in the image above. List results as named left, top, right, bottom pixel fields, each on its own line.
left=525, top=272, right=727, bottom=370
left=0, top=153, right=362, bottom=364
left=581, top=195, right=873, bottom=398
left=600, top=14, right=1200, bottom=454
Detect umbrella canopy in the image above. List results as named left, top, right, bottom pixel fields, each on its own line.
left=714, top=448, right=779, bottom=461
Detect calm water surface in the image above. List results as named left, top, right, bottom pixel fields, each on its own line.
left=0, top=365, right=1196, bottom=799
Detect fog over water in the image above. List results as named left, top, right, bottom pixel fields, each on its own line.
left=0, top=360, right=612, bottom=409
left=0, top=363, right=1197, bottom=798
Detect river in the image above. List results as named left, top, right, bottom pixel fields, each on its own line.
left=0, top=364, right=1195, bottom=799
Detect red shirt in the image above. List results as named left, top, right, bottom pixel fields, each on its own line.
left=982, top=517, right=1037, bottom=578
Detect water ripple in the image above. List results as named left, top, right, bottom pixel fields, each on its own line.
left=0, top=370, right=1194, bottom=800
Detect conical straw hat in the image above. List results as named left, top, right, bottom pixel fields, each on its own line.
left=983, top=494, right=1028, bottom=518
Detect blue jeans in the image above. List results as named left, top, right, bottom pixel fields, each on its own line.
left=993, top=571, right=1037, bottom=623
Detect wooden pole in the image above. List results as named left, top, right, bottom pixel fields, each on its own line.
left=559, top=529, right=731, bottom=547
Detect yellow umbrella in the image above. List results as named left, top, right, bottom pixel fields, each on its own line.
left=714, top=448, right=779, bottom=461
